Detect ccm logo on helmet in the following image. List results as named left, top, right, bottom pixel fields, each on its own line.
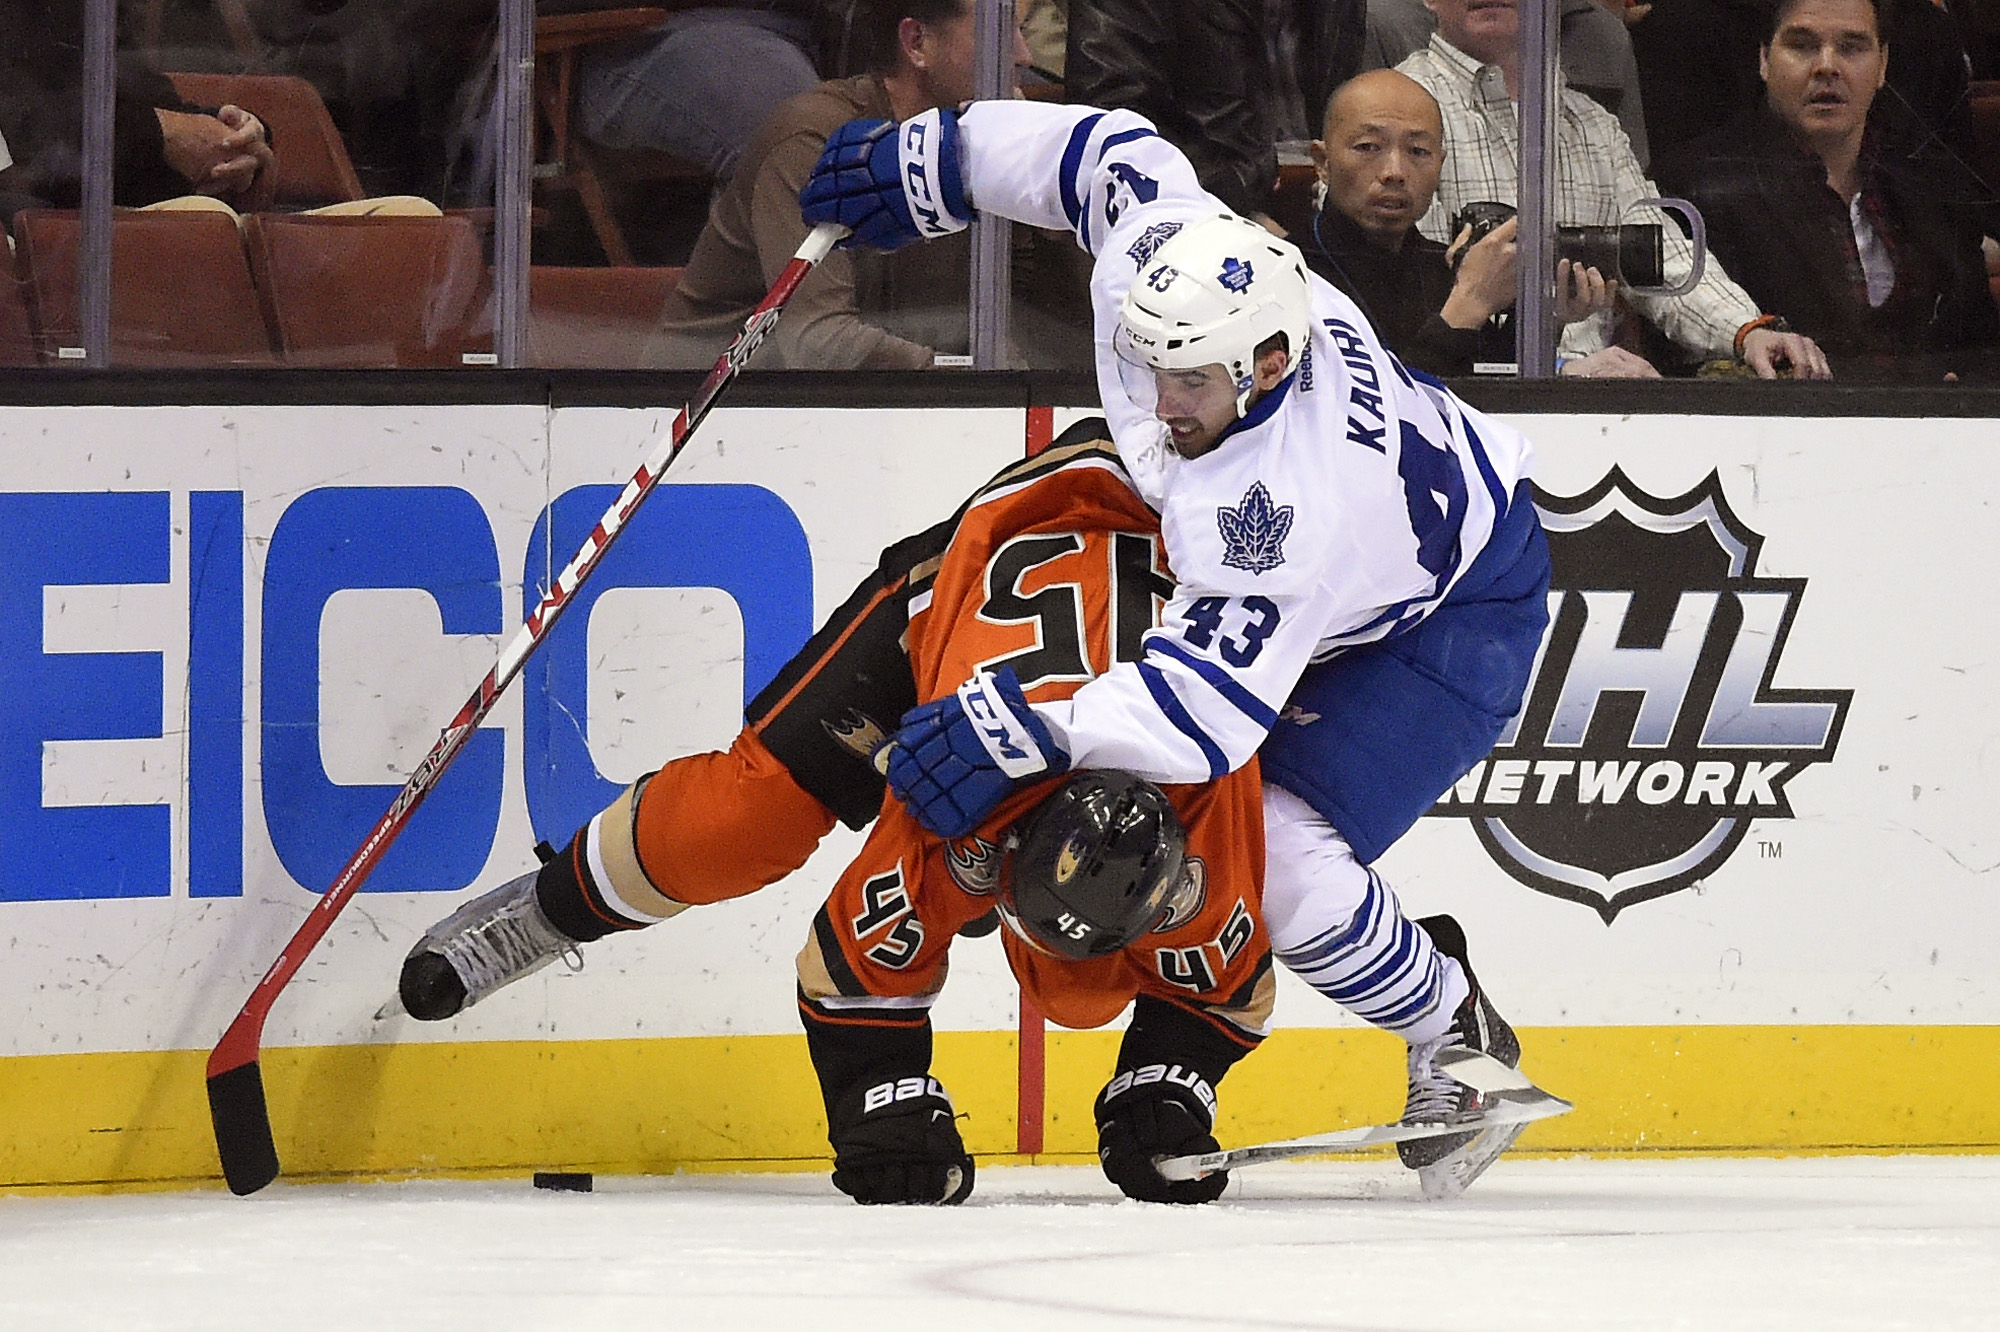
left=862, top=1076, right=953, bottom=1114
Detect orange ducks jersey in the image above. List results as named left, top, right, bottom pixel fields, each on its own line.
left=797, top=439, right=1273, bottom=1046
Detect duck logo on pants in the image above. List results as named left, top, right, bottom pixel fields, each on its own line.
left=1429, top=469, right=1851, bottom=923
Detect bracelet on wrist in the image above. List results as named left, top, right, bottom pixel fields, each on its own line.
left=1734, top=314, right=1792, bottom=359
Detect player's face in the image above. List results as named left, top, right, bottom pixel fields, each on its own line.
left=1761, top=0, right=1887, bottom=143
left=1151, top=363, right=1242, bottom=457
left=1425, top=0, right=1518, bottom=66
left=1314, top=81, right=1444, bottom=247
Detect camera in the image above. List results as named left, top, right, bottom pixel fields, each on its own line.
left=1450, top=201, right=1666, bottom=289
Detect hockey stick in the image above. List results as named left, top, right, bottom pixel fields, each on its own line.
left=205, top=222, right=848, bottom=1196
left=1155, top=1051, right=1573, bottom=1183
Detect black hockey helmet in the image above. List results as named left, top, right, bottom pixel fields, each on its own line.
left=996, top=772, right=1189, bottom=961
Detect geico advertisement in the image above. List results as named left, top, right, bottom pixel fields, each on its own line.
left=0, top=405, right=1023, bottom=1055
left=4, top=404, right=1998, bottom=1059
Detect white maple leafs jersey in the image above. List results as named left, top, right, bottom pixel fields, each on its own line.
left=955, top=101, right=1536, bottom=784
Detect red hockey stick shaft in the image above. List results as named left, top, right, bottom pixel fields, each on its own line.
left=206, top=223, right=846, bottom=1195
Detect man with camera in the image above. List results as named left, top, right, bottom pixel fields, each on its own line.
left=1398, top=0, right=1832, bottom=377
left=1305, top=68, right=1649, bottom=376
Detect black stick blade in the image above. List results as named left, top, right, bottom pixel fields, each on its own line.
left=208, top=1061, right=280, bottom=1195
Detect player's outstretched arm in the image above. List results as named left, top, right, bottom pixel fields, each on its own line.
left=799, top=110, right=971, bottom=251
left=878, top=666, right=1070, bottom=840
left=801, top=1001, right=974, bottom=1205
left=1094, top=996, right=1256, bottom=1204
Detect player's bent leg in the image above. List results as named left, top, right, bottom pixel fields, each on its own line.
left=1399, top=912, right=1524, bottom=1201
left=1262, top=785, right=1468, bottom=1044
left=399, top=729, right=837, bottom=1020
left=627, top=728, right=837, bottom=906
left=1260, top=785, right=1525, bottom=1196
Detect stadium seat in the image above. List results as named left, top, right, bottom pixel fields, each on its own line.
left=12, top=208, right=278, bottom=366
left=534, top=8, right=708, bottom=265
left=166, top=72, right=366, bottom=208
left=527, top=265, right=682, bottom=367
left=1, top=262, right=36, bottom=366
left=244, top=213, right=491, bottom=368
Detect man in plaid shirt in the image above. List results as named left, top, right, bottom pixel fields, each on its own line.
left=1399, top=0, right=1832, bottom=378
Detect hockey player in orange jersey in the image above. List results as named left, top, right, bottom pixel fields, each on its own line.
left=400, top=431, right=1271, bottom=1204
left=794, top=441, right=1270, bottom=1204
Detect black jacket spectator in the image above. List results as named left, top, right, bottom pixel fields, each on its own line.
left=1301, top=203, right=1505, bottom=376
left=0, top=0, right=212, bottom=216
left=1067, top=0, right=1362, bottom=217
left=1635, top=0, right=1982, bottom=176
left=1656, top=103, right=1999, bottom=363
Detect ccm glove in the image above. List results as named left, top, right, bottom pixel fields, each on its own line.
left=880, top=666, right=1070, bottom=839
left=1094, top=1063, right=1228, bottom=1204
left=799, top=109, right=971, bottom=250
left=828, top=1074, right=976, bottom=1205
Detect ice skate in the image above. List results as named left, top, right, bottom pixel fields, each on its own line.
left=1397, top=914, right=1524, bottom=1200
left=394, top=870, right=582, bottom=1020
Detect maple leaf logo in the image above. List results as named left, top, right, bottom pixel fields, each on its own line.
left=1126, top=220, right=1184, bottom=268
left=1217, top=482, right=1293, bottom=574
left=1218, top=257, right=1254, bottom=293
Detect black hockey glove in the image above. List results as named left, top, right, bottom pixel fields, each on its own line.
left=1094, top=1063, right=1228, bottom=1204
left=827, top=1074, right=976, bottom=1205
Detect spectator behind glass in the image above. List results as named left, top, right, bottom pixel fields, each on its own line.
left=0, top=0, right=276, bottom=225
left=1304, top=68, right=1629, bottom=375
left=1633, top=0, right=1980, bottom=178
left=571, top=2, right=825, bottom=183
left=643, top=0, right=1028, bottom=370
left=1067, top=0, right=1365, bottom=222
left=1653, top=0, right=1999, bottom=370
left=1363, top=0, right=1653, bottom=168
left=1399, top=0, right=1832, bottom=377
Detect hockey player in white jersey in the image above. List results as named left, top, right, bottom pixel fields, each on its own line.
left=801, top=102, right=1553, bottom=1199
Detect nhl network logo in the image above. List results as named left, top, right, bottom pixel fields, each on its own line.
left=1430, top=469, right=1852, bottom=923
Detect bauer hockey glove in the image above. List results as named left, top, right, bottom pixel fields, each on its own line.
left=828, top=1074, right=976, bottom=1205
left=880, top=666, right=1070, bottom=839
left=799, top=109, right=971, bottom=250
left=1094, top=1063, right=1229, bottom=1204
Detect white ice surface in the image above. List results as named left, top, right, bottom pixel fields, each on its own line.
left=4, top=1156, right=1995, bottom=1331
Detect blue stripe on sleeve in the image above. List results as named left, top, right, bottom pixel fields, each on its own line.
left=1462, top=416, right=1508, bottom=511
left=1058, top=113, right=1106, bottom=235
left=1096, top=127, right=1158, bottom=159
left=1137, top=661, right=1229, bottom=779
left=1141, top=634, right=1280, bottom=730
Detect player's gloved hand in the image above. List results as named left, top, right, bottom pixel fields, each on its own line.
left=828, top=1074, right=976, bottom=1205
left=878, top=666, right=1070, bottom=839
left=799, top=109, right=971, bottom=250
left=1094, top=1063, right=1229, bottom=1204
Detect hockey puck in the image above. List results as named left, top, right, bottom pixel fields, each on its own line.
left=532, top=1172, right=593, bottom=1193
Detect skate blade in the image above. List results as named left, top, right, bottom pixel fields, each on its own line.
left=1433, top=1047, right=1535, bottom=1094
left=1418, top=1120, right=1528, bottom=1201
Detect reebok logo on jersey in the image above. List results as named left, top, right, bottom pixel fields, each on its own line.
left=1218, top=482, right=1293, bottom=574
left=1429, top=470, right=1852, bottom=922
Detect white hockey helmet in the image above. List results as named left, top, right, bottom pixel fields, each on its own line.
left=1116, top=213, right=1313, bottom=418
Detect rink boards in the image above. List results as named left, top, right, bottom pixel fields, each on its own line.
left=0, top=399, right=1994, bottom=1189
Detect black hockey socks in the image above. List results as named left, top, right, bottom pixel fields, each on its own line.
left=534, top=836, right=646, bottom=944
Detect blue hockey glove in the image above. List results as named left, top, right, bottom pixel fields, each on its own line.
left=799, top=109, right=971, bottom=251
left=879, top=666, right=1069, bottom=839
